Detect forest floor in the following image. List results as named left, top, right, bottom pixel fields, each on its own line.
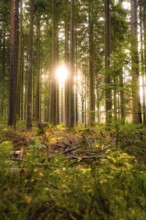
left=0, top=122, right=146, bottom=220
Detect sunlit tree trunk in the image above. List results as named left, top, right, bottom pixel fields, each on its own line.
left=65, top=0, right=70, bottom=126
left=142, top=4, right=146, bottom=125
left=8, top=0, right=19, bottom=127
left=68, top=0, right=75, bottom=127
left=105, top=0, right=112, bottom=124
left=26, top=0, right=34, bottom=129
left=75, top=12, right=78, bottom=126
left=130, top=0, right=142, bottom=124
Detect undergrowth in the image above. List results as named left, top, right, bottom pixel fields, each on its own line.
left=0, top=123, right=146, bottom=220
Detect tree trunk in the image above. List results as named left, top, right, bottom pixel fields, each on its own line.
left=130, top=0, right=142, bottom=123
left=50, top=0, right=59, bottom=126
left=8, top=0, right=19, bottom=127
left=17, top=0, right=23, bottom=119
left=143, top=5, right=146, bottom=125
left=65, top=0, right=70, bottom=126
left=89, top=0, right=95, bottom=126
left=35, top=17, right=41, bottom=124
left=119, top=70, right=125, bottom=123
left=68, top=0, right=75, bottom=127
left=26, top=0, right=34, bottom=129
left=1, top=19, right=6, bottom=117
left=105, top=0, right=112, bottom=124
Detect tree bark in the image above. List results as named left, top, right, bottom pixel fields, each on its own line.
left=89, top=0, right=95, bottom=126
left=65, top=0, right=70, bottom=126
left=26, top=0, right=34, bottom=129
left=105, top=0, right=112, bottom=124
left=50, top=0, right=59, bottom=126
left=68, top=0, right=75, bottom=127
left=130, top=0, right=142, bottom=124
left=8, top=0, right=19, bottom=127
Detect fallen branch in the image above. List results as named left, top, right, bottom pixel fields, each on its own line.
left=44, top=146, right=80, bottom=161
left=61, top=146, right=80, bottom=154
left=65, top=155, right=105, bottom=160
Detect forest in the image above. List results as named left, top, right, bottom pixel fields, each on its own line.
left=0, top=0, right=146, bottom=219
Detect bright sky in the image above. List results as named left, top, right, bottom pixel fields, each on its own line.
left=122, top=1, right=130, bottom=10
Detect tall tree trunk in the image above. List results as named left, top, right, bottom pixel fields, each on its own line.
left=1, top=20, right=6, bottom=117
left=131, top=0, right=142, bottom=123
left=17, top=0, right=23, bottom=119
left=89, top=0, right=95, bottom=126
left=68, top=0, right=75, bottom=127
left=8, top=0, right=19, bottom=127
left=65, top=0, right=70, bottom=126
left=26, top=0, right=34, bottom=129
left=50, top=0, right=59, bottom=125
left=105, top=0, right=112, bottom=124
left=143, top=5, right=146, bottom=125
left=35, top=17, right=41, bottom=124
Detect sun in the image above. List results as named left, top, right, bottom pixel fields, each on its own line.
left=55, top=64, right=68, bottom=85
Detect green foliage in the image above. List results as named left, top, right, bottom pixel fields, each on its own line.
left=0, top=141, right=13, bottom=158
left=0, top=125, right=146, bottom=219
left=0, top=143, right=146, bottom=219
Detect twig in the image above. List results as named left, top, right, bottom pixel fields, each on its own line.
left=61, top=146, right=80, bottom=154
left=12, top=158, right=27, bottom=162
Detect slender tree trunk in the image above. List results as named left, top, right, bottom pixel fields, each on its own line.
left=105, top=0, right=112, bottom=124
left=1, top=21, right=6, bottom=117
left=89, top=0, right=95, bottom=126
left=75, top=13, right=78, bottom=125
left=50, top=0, right=59, bottom=125
left=35, top=17, right=41, bottom=124
left=68, top=0, right=75, bottom=127
left=65, top=0, right=70, bottom=126
left=119, top=70, right=125, bottom=123
left=8, top=0, right=19, bottom=127
left=17, top=0, right=22, bottom=119
left=131, top=0, right=142, bottom=123
left=113, top=77, right=117, bottom=121
left=26, top=0, right=34, bottom=129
